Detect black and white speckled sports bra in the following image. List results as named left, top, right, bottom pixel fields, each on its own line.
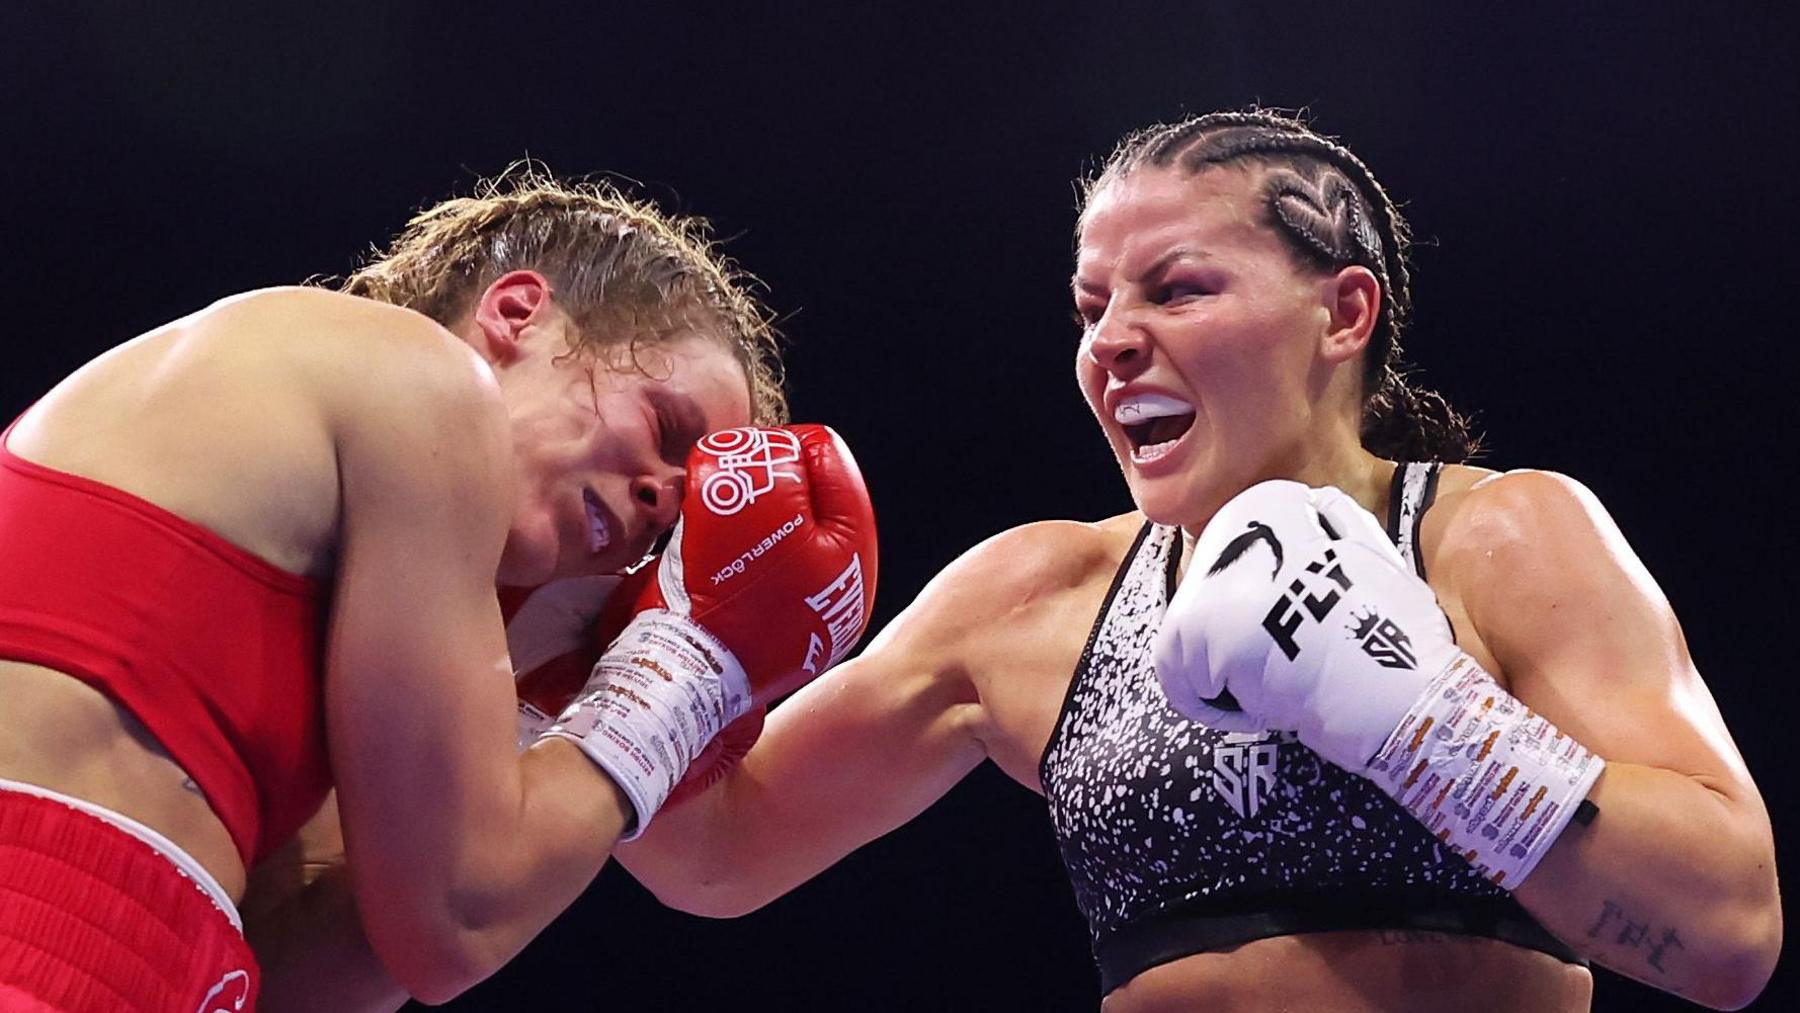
left=1039, top=463, right=1580, bottom=993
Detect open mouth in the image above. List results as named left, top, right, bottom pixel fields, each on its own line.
left=1115, top=392, right=1196, bottom=463
left=581, top=488, right=614, bottom=554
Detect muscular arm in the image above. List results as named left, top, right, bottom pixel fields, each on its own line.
left=1444, top=471, right=1780, bottom=1009
left=616, top=522, right=1102, bottom=916
left=320, top=325, right=631, bottom=1002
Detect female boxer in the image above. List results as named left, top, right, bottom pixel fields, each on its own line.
left=621, top=111, right=1781, bottom=1011
left=0, top=172, right=876, bottom=1012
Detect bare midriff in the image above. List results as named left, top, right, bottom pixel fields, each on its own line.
left=0, top=660, right=247, bottom=900
left=1102, top=930, right=1592, bottom=1013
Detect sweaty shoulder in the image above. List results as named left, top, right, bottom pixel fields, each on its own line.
left=185, top=285, right=446, bottom=345
left=856, top=513, right=1142, bottom=777
left=206, top=288, right=492, bottom=406
left=1420, top=466, right=1633, bottom=605
left=10, top=288, right=494, bottom=580
left=1424, top=465, right=1591, bottom=551
left=870, top=513, right=1139, bottom=677
left=921, top=514, right=1138, bottom=632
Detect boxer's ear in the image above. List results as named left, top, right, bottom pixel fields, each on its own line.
left=1318, top=265, right=1379, bottom=365
left=473, top=271, right=556, bottom=364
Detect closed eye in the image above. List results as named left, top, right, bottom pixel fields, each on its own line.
left=655, top=406, right=680, bottom=463
left=649, top=390, right=707, bottom=467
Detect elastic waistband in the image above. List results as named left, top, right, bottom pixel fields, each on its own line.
left=1095, top=896, right=1583, bottom=994
left=0, top=783, right=259, bottom=1011
left=0, top=778, right=240, bottom=930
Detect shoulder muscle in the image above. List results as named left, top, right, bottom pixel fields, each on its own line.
left=868, top=516, right=1130, bottom=663
left=1430, top=469, right=1756, bottom=776
left=1434, top=469, right=1661, bottom=634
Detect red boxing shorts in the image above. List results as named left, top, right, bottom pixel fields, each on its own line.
left=0, top=781, right=259, bottom=1012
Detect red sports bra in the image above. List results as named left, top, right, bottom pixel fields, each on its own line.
left=0, top=423, right=332, bottom=865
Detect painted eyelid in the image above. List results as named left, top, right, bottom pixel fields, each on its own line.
left=1160, top=278, right=1219, bottom=298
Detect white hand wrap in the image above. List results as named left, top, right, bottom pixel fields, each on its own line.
left=505, top=575, right=624, bottom=752
left=538, top=610, right=752, bottom=839
left=1371, top=654, right=1604, bottom=886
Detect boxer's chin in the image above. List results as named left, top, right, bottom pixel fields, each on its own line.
left=1131, top=467, right=1252, bottom=533
left=1124, top=472, right=1194, bottom=528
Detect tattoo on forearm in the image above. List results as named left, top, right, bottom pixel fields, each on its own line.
left=181, top=776, right=203, bottom=797
left=1587, top=899, right=1685, bottom=974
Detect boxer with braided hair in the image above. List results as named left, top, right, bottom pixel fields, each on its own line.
left=1100, top=109, right=1474, bottom=464
left=0, top=167, right=878, bottom=1011
left=620, top=110, right=1778, bottom=1010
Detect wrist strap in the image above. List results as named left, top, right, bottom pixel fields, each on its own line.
left=1371, top=655, right=1603, bottom=887
left=538, top=610, right=751, bottom=839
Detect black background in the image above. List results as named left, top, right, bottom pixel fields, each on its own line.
left=3, top=3, right=1795, bottom=1010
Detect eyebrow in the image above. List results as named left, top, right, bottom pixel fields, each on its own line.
left=1071, top=245, right=1207, bottom=296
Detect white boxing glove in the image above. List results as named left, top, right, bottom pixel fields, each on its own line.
left=1154, top=479, right=1603, bottom=887
left=1152, top=479, right=1451, bottom=772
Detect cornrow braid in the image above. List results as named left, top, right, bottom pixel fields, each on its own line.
left=340, top=163, right=787, bottom=425
left=1084, top=109, right=1478, bottom=463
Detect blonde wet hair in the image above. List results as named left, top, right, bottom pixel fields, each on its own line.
left=342, top=164, right=786, bottom=424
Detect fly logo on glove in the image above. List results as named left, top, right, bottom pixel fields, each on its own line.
left=1152, top=479, right=1433, bottom=749
left=1154, top=479, right=1603, bottom=889
left=1260, top=545, right=1354, bottom=661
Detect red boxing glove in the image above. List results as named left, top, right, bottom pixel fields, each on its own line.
left=641, top=424, right=879, bottom=704
left=541, top=425, right=878, bottom=835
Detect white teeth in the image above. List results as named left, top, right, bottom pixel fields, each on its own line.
left=1113, top=392, right=1194, bottom=424
left=1132, top=439, right=1184, bottom=463
left=583, top=491, right=612, bottom=553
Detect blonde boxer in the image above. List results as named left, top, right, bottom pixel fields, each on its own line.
left=0, top=172, right=877, bottom=1011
